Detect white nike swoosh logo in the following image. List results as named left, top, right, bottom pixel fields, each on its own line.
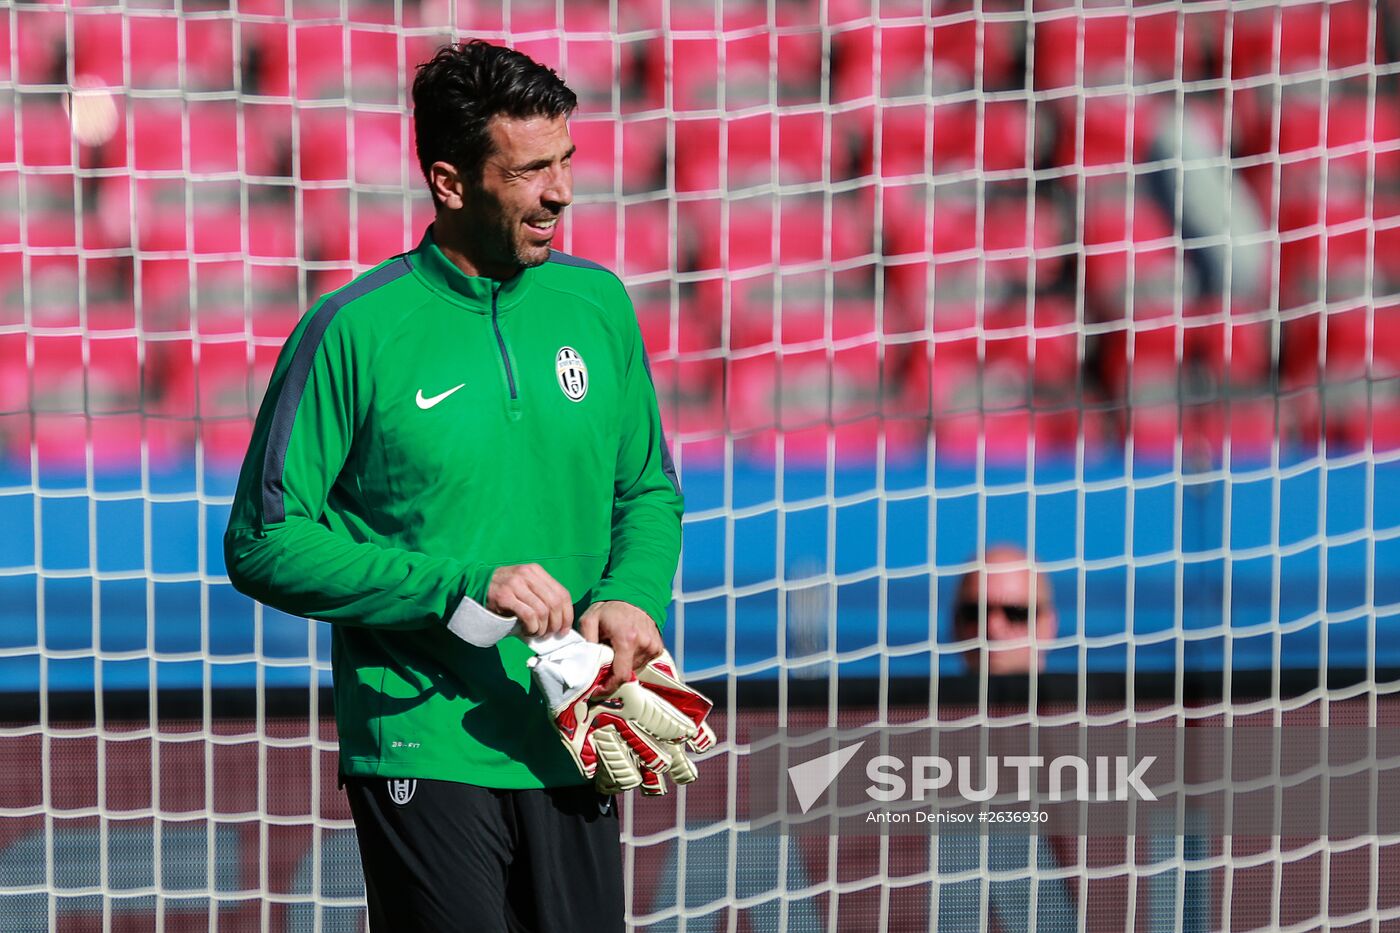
left=415, top=384, right=466, bottom=409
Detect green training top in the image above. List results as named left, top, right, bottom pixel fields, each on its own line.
left=224, top=228, right=684, bottom=788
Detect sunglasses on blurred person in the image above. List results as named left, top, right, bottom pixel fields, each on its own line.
left=955, top=602, right=1044, bottom=625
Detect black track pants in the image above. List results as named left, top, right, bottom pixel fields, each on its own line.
left=343, top=776, right=625, bottom=933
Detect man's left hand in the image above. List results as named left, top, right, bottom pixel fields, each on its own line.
left=579, top=600, right=663, bottom=693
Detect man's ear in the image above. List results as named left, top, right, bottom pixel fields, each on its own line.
left=428, top=161, right=466, bottom=209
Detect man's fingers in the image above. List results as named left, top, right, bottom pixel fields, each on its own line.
left=543, top=573, right=573, bottom=635
left=522, top=565, right=573, bottom=635
left=487, top=564, right=576, bottom=637
left=507, top=586, right=552, bottom=636
left=603, top=635, right=637, bottom=693
left=529, top=567, right=573, bottom=627
left=557, top=580, right=576, bottom=631
left=638, top=627, right=664, bottom=666
left=579, top=606, right=601, bottom=643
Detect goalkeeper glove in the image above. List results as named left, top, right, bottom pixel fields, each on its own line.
left=628, top=650, right=717, bottom=796
left=526, top=632, right=698, bottom=794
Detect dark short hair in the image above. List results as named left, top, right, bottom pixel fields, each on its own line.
left=412, top=40, right=577, bottom=191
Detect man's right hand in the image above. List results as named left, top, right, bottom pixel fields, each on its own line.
left=485, top=564, right=574, bottom=637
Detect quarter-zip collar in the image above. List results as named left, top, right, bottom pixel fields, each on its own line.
left=410, top=224, right=534, bottom=315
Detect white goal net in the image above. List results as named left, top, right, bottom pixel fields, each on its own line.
left=2, top=0, right=1399, bottom=929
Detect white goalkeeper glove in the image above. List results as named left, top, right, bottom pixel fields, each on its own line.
left=526, top=631, right=699, bottom=794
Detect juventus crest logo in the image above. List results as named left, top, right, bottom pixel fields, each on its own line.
left=556, top=346, right=588, bottom=401
left=387, top=779, right=417, bottom=806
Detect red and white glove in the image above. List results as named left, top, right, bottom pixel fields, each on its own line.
left=629, top=650, right=717, bottom=796
left=526, top=632, right=698, bottom=794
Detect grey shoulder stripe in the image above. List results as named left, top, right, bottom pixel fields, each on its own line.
left=640, top=349, right=681, bottom=496
left=260, top=255, right=413, bottom=525
left=545, top=249, right=613, bottom=274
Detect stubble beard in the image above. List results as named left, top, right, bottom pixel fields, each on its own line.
left=512, top=232, right=553, bottom=269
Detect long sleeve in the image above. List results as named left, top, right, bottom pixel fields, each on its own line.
left=223, top=296, right=494, bottom=629
left=586, top=306, right=685, bottom=627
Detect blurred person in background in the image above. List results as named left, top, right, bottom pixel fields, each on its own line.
left=941, top=544, right=1075, bottom=932
left=953, top=544, right=1058, bottom=674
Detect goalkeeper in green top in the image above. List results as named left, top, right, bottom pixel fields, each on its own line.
left=224, top=40, right=712, bottom=933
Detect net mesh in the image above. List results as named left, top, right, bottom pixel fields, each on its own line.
left=2, top=0, right=1399, bottom=929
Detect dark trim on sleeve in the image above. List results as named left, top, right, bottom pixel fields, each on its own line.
left=545, top=249, right=612, bottom=274
left=260, top=256, right=414, bottom=524
left=640, top=350, right=681, bottom=496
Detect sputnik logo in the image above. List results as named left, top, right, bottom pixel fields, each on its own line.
left=787, top=741, right=864, bottom=814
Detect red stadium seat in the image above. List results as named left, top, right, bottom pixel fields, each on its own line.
left=560, top=37, right=621, bottom=114
left=245, top=195, right=299, bottom=260
left=15, top=96, right=74, bottom=168
left=1082, top=190, right=1178, bottom=320
left=352, top=110, right=407, bottom=186
left=126, top=17, right=182, bottom=90
left=188, top=260, right=250, bottom=337
left=189, top=190, right=244, bottom=257
left=242, top=20, right=292, bottom=96
left=296, top=107, right=349, bottom=182
left=0, top=173, right=16, bottom=246
left=154, top=337, right=281, bottom=466
left=10, top=255, right=79, bottom=329
left=183, top=17, right=238, bottom=91
left=293, top=24, right=349, bottom=101
left=684, top=193, right=870, bottom=277
left=1035, top=10, right=1188, bottom=91
left=72, top=14, right=143, bottom=89
left=354, top=203, right=416, bottom=267
left=561, top=198, right=672, bottom=279
left=300, top=188, right=350, bottom=262
left=1181, top=308, right=1274, bottom=391
left=567, top=119, right=668, bottom=197
left=726, top=340, right=886, bottom=461
left=247, top=264, right=303, bottom=340
left=666, top=37, right=720, bottom=112
left=129, top=100, right=184, bottom=172
left=881, top=183, right=1066, bottom=335
left=1275, top=96, right=1396, bottom=232
left=899, top=315, right=1088, bottom=463
left=286, top=105, right=399, bottom=187
left=1277, top=226, right=1369, bottom=313
left=832, top=23, right=930, bottom=103
left=1281, top=300, right=1400, bottom=451
left=129, top=177, right=187, bottom=252
left=847, top=99, right=1036, bottom=179
left=20, top=174, right=78, bottom=250
left=10, top=7, right=66, bottom=87
left=241, top=102, right=293, bottom=179
left=638, top=285, right=725, bottom=439
left=11, top=333, right=144, bottom=467
left=1052, top=93, right=1161, bottom=169
left=1230, top=0, right=1375, bottom=79
left=646, top=352, right=725, bottom=442
left=664, top=31, right=806, bottom=113
left=126, top=99, right=244, bottom=176
left=187, top=100, right=243, bottom=175
left=348, top=29, right=401, bottom=96
left=674, top=111, right=828, bottom=192
left=79, top=14, right=236, bottom=91
left=1185, top=397, right=1277, bottom=459
left=723, top=268, right=880, bottom=354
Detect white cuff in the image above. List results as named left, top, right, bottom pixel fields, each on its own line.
left=526, top=636, right=612, bottom=710
left=445, top=596, right=520, bottom=647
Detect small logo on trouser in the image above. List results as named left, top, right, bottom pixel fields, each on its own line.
left=598, top=795, right=613, bottom=816
left=387, top=779, right=417, bottom=806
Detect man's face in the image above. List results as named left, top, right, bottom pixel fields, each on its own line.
left=955, top=562, right=1056, bottom=674
left=462, top=114, right=574, bottom=275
